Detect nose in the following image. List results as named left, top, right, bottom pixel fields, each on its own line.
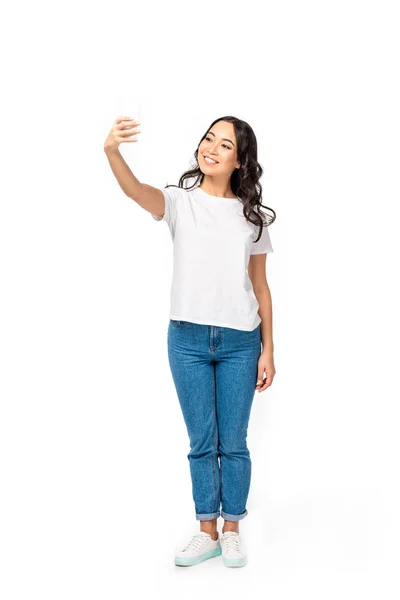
left=208, top=142, right=219, bottom=155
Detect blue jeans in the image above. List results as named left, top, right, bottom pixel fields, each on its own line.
left=167, top=319, right=262, bottom=522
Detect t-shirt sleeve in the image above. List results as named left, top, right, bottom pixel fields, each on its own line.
left=150, top=186, right=179, bottom=231
left=250, top=221, right=274, bottom=255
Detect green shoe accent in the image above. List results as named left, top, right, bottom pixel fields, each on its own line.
left=222, top=554, right=248, bottom=567
left=175, top=546, right=222, bottom=566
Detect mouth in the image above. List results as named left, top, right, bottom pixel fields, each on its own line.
left=203, top=155, right=219, bottom=165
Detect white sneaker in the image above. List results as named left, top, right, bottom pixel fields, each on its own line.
left=175, top=532, right=222, bottom=566
left=220, top=531, right=248, bottom=567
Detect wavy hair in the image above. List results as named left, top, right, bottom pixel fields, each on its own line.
left=165, top=115, right=276, bottom=243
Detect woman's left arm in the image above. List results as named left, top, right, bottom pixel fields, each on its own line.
left=248, top=253, right=276, bottom=392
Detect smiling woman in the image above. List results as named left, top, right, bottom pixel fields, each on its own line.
left=179, top=116, right=276, bottom=241
left=104, top=113, right=277, bottom=568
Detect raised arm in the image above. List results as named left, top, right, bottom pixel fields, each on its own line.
left=103, top=116, right=165, bottom=218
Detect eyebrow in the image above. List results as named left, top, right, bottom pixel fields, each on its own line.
left=206, top=131, right=235, bottom=147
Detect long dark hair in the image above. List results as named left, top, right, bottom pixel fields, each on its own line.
left=166, top=116, right=276, bottom=243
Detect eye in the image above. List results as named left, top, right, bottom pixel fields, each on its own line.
left=204, top=136, right=232, bottom=150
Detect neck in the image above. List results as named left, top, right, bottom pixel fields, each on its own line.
left=200, top=177, right=236, bottom=199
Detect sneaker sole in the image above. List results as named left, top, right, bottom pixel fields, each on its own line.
left=175, top=546, right=222, bottom=566
left=222, top=555, right=248, bottom=568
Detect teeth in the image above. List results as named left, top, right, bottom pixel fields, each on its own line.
left=205, top=156, right=217, bottom=164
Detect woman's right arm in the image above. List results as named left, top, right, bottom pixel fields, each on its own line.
left=103, top=117, right=165, bottom=218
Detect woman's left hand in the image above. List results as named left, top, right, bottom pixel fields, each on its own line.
left=255, top=352, right=276, bottom=392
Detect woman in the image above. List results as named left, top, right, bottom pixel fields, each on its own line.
left=104, top=115, right=276, bottom=568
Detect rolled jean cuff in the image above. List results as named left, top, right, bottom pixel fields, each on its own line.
left=195, top=510, right=221, bottom=521
left=220, top=509, right=248, bottom=521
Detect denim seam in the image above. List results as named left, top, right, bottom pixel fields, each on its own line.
left=216, top=326, right=221, bottom=349
left=217, top=331, right=223, bottom=515
left=211, top=363, right=219, bottom=514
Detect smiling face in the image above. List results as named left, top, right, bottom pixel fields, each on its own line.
left=198, top=120, right=241, bottom=177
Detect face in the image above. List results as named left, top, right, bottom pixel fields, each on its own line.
left=198, top=121, right=240, bottom=177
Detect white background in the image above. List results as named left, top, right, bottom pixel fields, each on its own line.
left=1, top=0, right=399, bottom=598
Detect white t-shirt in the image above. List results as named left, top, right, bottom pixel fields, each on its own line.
left=151, top=184, right=273, bottom=331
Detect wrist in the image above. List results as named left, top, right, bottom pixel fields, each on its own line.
left=104, top=145, right=120, bottom=155
left=261, top=346, right=274, bottom=357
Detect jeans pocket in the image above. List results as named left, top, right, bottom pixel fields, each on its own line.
left=170, top=319, right=190, bottom=328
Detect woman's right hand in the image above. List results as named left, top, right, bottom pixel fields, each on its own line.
left=103, top=116, right=141, bottom=152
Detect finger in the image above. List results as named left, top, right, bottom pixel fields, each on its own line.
left=115, top=122, right=140, bottom=134
left=115, top=137, right=138, bottom=143
left=119, top=133, right=140, bottom=142
left=116, top=126, right=141, bottom=139
left=255, top=369, right=264, bottom=388
left=120, top=126, right=141, bottom=135
left=256, top=374, right=267, bottom=388
left=116, top=116, right=134, bottom=123
left=117, top=121, right=141, bottom=130
left=258, top=377, right=272, bottom=392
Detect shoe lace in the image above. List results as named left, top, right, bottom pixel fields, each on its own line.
left=222, top=532, right=241, bottom=552
left=181, top=534, right=209, bottom=553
